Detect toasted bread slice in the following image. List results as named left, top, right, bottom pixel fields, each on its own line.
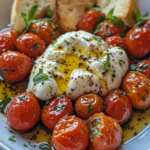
left=11, top=0, right=50, bottom=31
left=50, top=0, right=96, bottom=33
left=96, top=0, right=137, bottom=27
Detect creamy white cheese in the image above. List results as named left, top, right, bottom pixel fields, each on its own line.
left=27, top=31, right=129, bottom=100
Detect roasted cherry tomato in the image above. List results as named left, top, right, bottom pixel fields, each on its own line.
left=96, top=21, right=124, bottom=40
left=52, top=116, right=89, bottom=150
left=125, top=26, right=150, bottom=58
left=0, top=29, right=19, bottom=55
left=122, top=71, right=150, bottom=109
left=136, top=60, right=150, bottom=80
left=77, top=10, right=105, bottom=33
left=87, top=113, right=122, bottom=150
left=0, top=51, right=32, bottom=82
left=106, top=35, right=126, bottom=50
left=41, top=96, right=73, bottom=130
left=75, top=94, right=104, bottom=120
left=17, top=33, right=46, bottom=59
left=29, top=21, right=60, bottom=45
left=104, top=89, right=132, bottom=124
left=143, top=20, right=150, bottom=29
left=7, top=92, right=41, bottom=131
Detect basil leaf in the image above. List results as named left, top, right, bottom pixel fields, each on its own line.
left=28, top=4, right=38, bottom=22
left=21, top=13, right=27, bottom=25
left=39, top=143, right=51, bottom=150
left=2, top=68, right=8, bottom=74
left=88, top=7, right=101, bottom=12
left=51, top=74, right=57, bottom=78
left=92, top=36, right=102, bottom=42
left=8, top=135, right=16, bottom=142
left=107, top=8, right=114, bottom=20
left=33, top=68, right=49, bottom=83
left=47, top=8, right=54, bottom=18
left=87, top=103, right=93, bottom=114
left=0, top=98, right=11, bottom=109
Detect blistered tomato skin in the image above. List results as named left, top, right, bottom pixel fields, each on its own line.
left=96, top=21, right=124, bottom=40
left=75, top=94, right=104, bottom=120
left=17, top=33, right=46, bottom=59
left=87, top=113, right=122, bottom=150
left=105, top=35, right=126, bottom=50
left=0, top=30, right=19, bottom=55
left=104, top=89, right=132, bottom=124
left=125, top=26, right=150, bottom=58
left=122, top=71, right=150, bottom=109
left=77, top=10, right=105, bottom=33
left=41, top=96, right=73, bottom=130
left=136, top=60, right=150, bottom=80
left=7, top=92, right=41, bottom=131
left=52, top=116, right=89, bottom=150
left=29, top=21, right=60, bottom=45
left=0, top=51, right=32, bottom=82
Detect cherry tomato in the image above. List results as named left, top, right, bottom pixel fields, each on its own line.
left=17, top=33, right=46, bottom=59
left=29, top=21, right=60, bottom=45
left=52, top=116, right=89, bottom=150
left=104, top=89, right=132, bottom=124
left=136, top=60, right=150, bottom=80
left=7, top=92, right=41, bottom=131
left=125, top=26, right=150, bottom=58
left=41, top=96, right=73, bottom=130
left=87, top=113, right=122, bottom=150
left=122, top=71, right=150, bottom=109
left=77, top=10, right=105, bottom=33
left=105, top=35, right=126, bottom=50
left=75, top=94, right=104, bottom=120
left=143, top=20, right=150, bottom=29
left=96, top=21, right=124, bottom=40
left=0, top=30, right=19, bottom=55
left=0, top=51, right=32, bottom=82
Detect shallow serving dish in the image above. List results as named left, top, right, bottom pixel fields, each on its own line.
left=0, top=0, right=150, bottom=150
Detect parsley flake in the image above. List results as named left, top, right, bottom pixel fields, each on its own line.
left=92, top=36, right=102, bottom=42
left=87, top=103, right=93, bottom=114
left=8, top=135, right=16, bottom=142
left=141, top=96, right=146, bottom=102
left=88, top=7, right=101, bottom=12
left=49, top=86, right=53, bottom=93
left=64, top=40, right=72, bottom=44
left=24, top=143, right=28, bottom=147
left=31, top=42, right=39, bottom=53
left=145, top=89, right=149, bottom=93
left=54, top=105, right=66, bottom=111
left=2, top=68, right=8, bottom=74
left=39, top=143, right=51, bottom=150
left=90, top=125, right=102, bottom=138
left=144, top=80, right=149, bottom=86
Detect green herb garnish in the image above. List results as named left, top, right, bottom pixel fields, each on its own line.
left=2, top=68, right=8, bottom=74
left=144, top=80, right=149, bottom=86
left=87, top=103, right=93, bottom=114
left=18, top=94, right=26, bottom=101
left=64, top=40, right=72, bottom=44
left=49, top=86, right=53, bottom=93
left=8, top=135, right=16, bottom=142
left=24, top=143, right=28, bottom=147
left=52, top=74, right=58, bottom=78
left=47, top=8, right=54, bottom=18
left=141, top=96, right=146, bottom=102
left=31, top=42, right=39, bottom=53
left=54, top=105, right=66, bottom=111
left=0, top=98, right=11, bottom=109
left=88, top=7, right=101, bottom=12
left=39, top=143, right=51, bottom=150
left=32, top=29, right=38, bottom=33
left=33, top=68, right=49, bottom=83
left=51, top=40, right=57, bottom=45
left=93, top=23, right=102, bottom=34
left=92, top=36, right=102, bottom=42
left=145, top=89, right=149, bottom=93
left=90, top=125, right=102, bottom=138
left=101, top=30, right=111, bottom=36
left=139, top=63, right=149, bottom=68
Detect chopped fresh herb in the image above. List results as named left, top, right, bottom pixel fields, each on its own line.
left=82, top=127, right=86, bottom=132
left=107, top=8, right=114, bottom=20
left=39, top=143, right=51, bottom=150
left=99, top=53, right=116, bottom=78
left=96, top=117, right=101, bottom=123
left=47, top=8, right=54, bottom=18
left=32, top=42, right=39, bottom=53
left=144, top=80, right=149, bottom=86
left=96, top=16, right=105, bottom=24
left=24, top=143, right=28, bottom=147
left=64, top=40, right=72, bottom=44
left=119, top=93, right=128, bottom=97
left=90, top=125, right=102, bottom=138
left=18, top=94, right=26, bottom=101
left=129, top=64, right=138, bottom=71
left=92, top=36, right=102, bottom=42
left=8, top=135, right=16, bottom=142
left=51, top=25, right=59, bottom=38
left=54, top=105, right=66, bottom=111
left=39, top=21, right=45, bottom=29
left=145, top=89, right=149, bottom=93
left=101, top=30, right=111, bottom=36
left=118, top=47, right=124, bottom=50
left=141, top=96, right=146, bottom=102
left=33, top=68, right=49, bottom=83
left=93, top=23, right=102, bottom=35
left=49, top=86, right=53, bottom=93
left=51, top=74, right=57, bottom=78
left=0, top=98, right=11, bottom=109
left=53, top=25, right=59, bottom=31
left=32, top=29, right=38, bottom=33
left=51, top=40, right=57, bottom=45
left=139, top=63, right=149, bottom=68
left=132, top=8, right=150, bottom=27
left=87, top=103, right=93, bottom=114
left=2, top=68, right=8, bottom=74
left=88, top=7, right=101, bottom=12
left=9, top=130, right=14, bottom=133
left=135, top=69, right=144, bottom=73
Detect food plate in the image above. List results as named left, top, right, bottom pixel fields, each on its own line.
left=0, top=0, right=150, bottom=150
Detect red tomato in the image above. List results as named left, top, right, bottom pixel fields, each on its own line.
left=87, top=113, right=122, bottom=150
left=0, top=51, right=32, bottom=82
left=136, top=60, right=150, bottom=80
left=52, top=116, right=89, bottom=150
left=17, top=33, right=46, bottom=59
left=29, top=21, right=60, bottom=45
left=122, top=71, right=150, bottom=109
left=143, top=20, right=150, bottom=29
left=0, top=30, right=19, bottom=55
left=41, top=96, right=73, bottom=130
left=106, top=35, right=126, bottom=50
left=104, top=89, right=132, bottom=124
left=96, top=21, right=124, bottom=40
left=125, top=26, right=150, bottom=58
left=75, top=94, right=104, bottom=120
left=77, top=10, right=105, bottom=33
left=7, top=92, right=41, bottom=131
